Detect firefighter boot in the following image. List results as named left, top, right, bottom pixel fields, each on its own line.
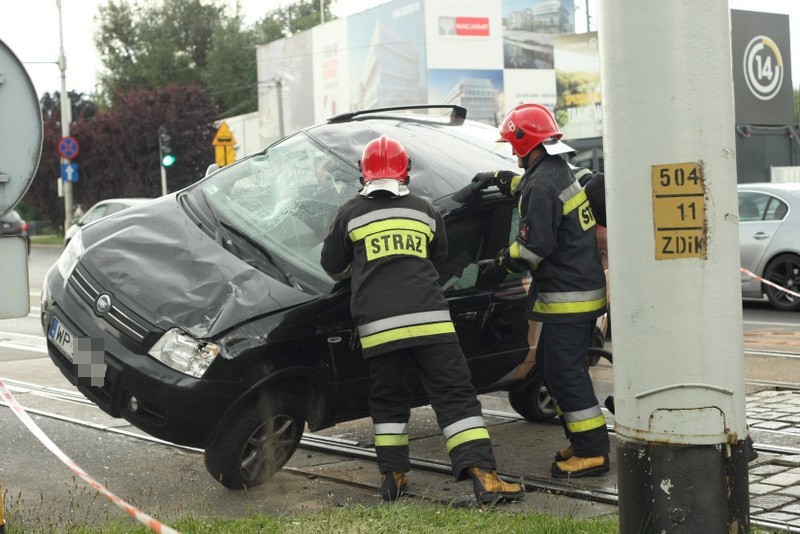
left=380, top=471, right=408, bottom=501
left=467, top=467, right=525, bottom=504
left=554, top=444, right=573, bottom=462
left=551, top=454, right=610, bottom=478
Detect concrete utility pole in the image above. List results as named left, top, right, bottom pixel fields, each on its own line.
left=275, top=78, right=285, bottom=139
left=599, top=1, right=749, bottom=532
left=57, top=0, right=74, bottom=232
left=584, top=0, right=591, bottom=31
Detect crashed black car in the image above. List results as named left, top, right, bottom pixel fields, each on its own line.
left=41, top=105, right=606, bottom=489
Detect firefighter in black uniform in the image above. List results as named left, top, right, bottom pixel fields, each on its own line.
left=320, top=134, right=524, bottom=503
left=473, top=103, right=610, bottom=478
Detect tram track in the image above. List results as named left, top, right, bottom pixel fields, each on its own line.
left=2, top=395, right=798, bottom=533
left=5, top=376, right=800, bottom=455
left=3, top=377, right=800, bottom=510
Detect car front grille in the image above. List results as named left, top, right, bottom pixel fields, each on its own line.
left=68, top=265, right=152, bottom=343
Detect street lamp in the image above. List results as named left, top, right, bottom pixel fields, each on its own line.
left=57, top=0, right=74, bottom=232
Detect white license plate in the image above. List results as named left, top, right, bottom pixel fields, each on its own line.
left=48, top=316, right=75, bottom=362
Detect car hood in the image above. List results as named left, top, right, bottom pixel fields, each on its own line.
left=79, top=195, right=316, bottom=339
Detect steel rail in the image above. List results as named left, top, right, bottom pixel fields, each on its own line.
left=1, top=392, right=798, bottom=531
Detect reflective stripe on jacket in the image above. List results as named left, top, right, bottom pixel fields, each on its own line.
left=320, top=192, right=457, bottom=357
left=513, top=156, right=607, bottom=323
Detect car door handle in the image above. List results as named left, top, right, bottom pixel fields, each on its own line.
left=753, top=232, right=770, bottom=240
left=455, top=311, right=478, bottom=322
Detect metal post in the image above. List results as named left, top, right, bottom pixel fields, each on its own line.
left=320, top=0, right=324, bottom=24
left=275, top=78, right=285, bottom=139
left=157, top=132, right=167, bottom=196
left=160, top=165, right=167, bottom=196
left=598, top=1, right=749, bottom=532
left=585, top=0, right=591, bottom=31
left=57, top=0, right=73, bottom=232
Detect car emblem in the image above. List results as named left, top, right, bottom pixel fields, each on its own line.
left=95, top=293, right=112, bottom=314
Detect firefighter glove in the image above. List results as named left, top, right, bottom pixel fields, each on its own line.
left=470, top=171, right=498, bottom=191
left=497, top=246, right=527, bottom=273
left=477, top=259, right=507, bottom=290
left=495, top=171, right=520, bottom=197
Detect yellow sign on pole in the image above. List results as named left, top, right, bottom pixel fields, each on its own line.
left=212, top=122, right=237, bottom=167
left=651, top=161, right=706, bottom=260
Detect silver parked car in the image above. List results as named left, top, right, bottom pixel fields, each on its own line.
left=739, top=182, right=800, bottom=311
left=64, top=198, right=151, bottom=246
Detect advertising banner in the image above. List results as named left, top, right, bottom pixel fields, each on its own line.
left=502, top=69, right=556, bottom=114
left=347, top=1, right=428, bottom=110
left=428, top=69, right=504, bottom=125
left=554, top=31, right=602, bottom=140
left=256, top=32, right=315, bottom=145
left=501, top=0, right=575, bottom=70
left=424, top=0, right=502, bottom=70
left=312, top=19, right=350, bottom=123
left=731, top=10, right=794, bottom=125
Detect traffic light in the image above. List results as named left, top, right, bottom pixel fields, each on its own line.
left=159, top=126, right=176, bottom=167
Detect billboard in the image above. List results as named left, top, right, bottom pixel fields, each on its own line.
left=731, top=10, right=794, bottom=125
left=554, top=31, right=601, bottom=140
left=424, top=0, right=502, bottom=70
left=501, top=0, right=575, bottom=70
left=256, top=32, right=315, bottom=142
left=312, top=19, right=350, bottom=123
left=347, top=1, right=428, bottom=110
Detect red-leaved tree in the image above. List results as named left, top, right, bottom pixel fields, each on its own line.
left=25, top=84, right=216, bottom=231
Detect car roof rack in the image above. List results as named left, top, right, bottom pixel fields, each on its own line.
left=327, top=105, right=467, bottom=123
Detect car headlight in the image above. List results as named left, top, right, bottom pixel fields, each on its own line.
left=57, top=231, right=84, bottom=283
left=148, top=328, right=220, bottom=378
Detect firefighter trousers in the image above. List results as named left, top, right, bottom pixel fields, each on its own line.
left=538, top=321, right=610, bottom=458
left=367, top=341, right=496, bottom=481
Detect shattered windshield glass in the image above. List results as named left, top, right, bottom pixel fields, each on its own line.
left=198, top=132, right=361, bottom=292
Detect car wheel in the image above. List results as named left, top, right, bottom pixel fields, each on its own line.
left=763, top=253, right=800, bottom=312
left=508, top=371, right=556, bottom=422
left=204, top=385, right=306, bottom=489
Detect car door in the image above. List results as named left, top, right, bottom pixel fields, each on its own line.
left=440, top=200, right=530, bottom=392
left=739, top=190, right=787, bottom=280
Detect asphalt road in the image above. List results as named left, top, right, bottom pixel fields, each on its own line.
left=1, top=244, right=799, bottom=531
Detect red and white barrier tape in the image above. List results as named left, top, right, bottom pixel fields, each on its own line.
left=0, top=377, right=180, bottom=534
left=741, top=267, right=800, bottom=299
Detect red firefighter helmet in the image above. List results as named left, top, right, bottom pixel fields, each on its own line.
left=359, top=134, right=410, bottom=184
left=497, top=103, right=573, bottom=157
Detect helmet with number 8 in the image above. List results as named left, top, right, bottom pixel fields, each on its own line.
left=359, top=134, right=411, bottom=184
left=497, top=103, right=575, bottom=157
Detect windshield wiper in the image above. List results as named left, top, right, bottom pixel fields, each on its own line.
left=197, top=190, right=240, bottom=254
left=199, top=190, right=303, bottom=292
left=223, top=220, right=304, bottom=291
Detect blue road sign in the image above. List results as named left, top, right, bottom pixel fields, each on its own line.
left=60, top=163, right=79, bottom=183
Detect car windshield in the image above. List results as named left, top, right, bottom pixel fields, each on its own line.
left=197, top=132, right=362, bottom=292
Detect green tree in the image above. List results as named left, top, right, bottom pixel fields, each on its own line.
left=94, top=0, right=333, bottom=117
left=95, top=0, right=226, bottom=101
left=265, top=0, right=333, bottom=36
left=202, top=12, right=259, bottom=118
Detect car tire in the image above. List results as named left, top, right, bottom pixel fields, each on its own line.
left=204, top=385, right=306, bottom=489
left=508, top=371, right=556, bottom=422
left=763, top=253, right=800, bottom=312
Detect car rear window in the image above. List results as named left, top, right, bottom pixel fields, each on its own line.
left=307, top=118, right=517, bottom=201
left=0, top=210, right=22, bottom=223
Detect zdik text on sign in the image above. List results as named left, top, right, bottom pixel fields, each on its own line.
left=651, top=162, right=706, bottom=260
